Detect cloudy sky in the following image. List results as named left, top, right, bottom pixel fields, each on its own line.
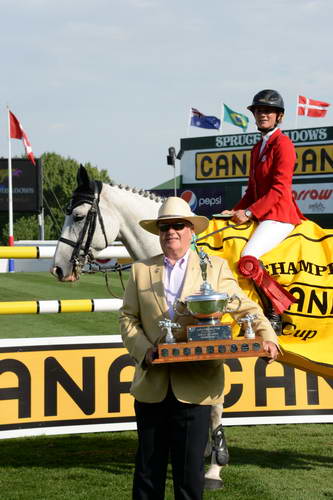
left=0, top=0, right=332, bottom=188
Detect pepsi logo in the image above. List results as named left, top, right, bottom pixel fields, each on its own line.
left=181, top=190, right=197, bottom=211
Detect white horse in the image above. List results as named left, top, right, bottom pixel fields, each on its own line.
left=52, top=165, right=227, bottom=490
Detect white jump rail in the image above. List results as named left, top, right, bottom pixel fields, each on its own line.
left=0, top=245, right=130, bottom=259
left=0, top=298, right=123, bottom=315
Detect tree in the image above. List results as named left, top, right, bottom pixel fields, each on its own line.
left=0, top=153, right=111, bottom=244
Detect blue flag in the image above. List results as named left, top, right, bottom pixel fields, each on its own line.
left=223, top=104, right=249, bottom=131
left=190, top=108, right=221, bottom=130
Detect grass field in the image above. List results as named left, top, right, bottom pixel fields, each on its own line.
left=0, top=272, right=332, bottom=499
left=0, top=425, right=332, bottom=500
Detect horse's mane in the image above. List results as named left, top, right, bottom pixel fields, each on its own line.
left=109, top=180, right=165, bottom=203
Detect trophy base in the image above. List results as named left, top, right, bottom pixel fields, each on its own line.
left=152, top=338, right=267, bottom=364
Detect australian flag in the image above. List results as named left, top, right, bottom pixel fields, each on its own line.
left=190, top=108, right=221, bottom=130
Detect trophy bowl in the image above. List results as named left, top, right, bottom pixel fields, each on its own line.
left=176, top=281, right=242, bottom=325
left=184, top=291, right=231, bottom=323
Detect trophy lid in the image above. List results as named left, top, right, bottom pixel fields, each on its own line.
left=185, top=281, right=229, bottom=302
left=185, top=292, right=229, bottom=302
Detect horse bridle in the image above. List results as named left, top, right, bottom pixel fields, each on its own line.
left=59, top=180, right=108, bottom=279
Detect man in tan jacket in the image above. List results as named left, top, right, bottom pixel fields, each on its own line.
left=119, top=197, right=278, bottom=500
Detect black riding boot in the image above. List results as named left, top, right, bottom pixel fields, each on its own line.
left=253, top=281, right=282, bottom=335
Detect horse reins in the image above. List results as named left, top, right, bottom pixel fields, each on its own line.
left=195, top=219, right=253, bottom=243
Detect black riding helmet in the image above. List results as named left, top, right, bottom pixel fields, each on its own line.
left=247, top=89, right=285, bottom=113
left=248, top=89, right=284, bottom=132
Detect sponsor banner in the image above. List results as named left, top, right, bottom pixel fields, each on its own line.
left=292, top=183, right=333, bottom=214
left=0, top=335, right=332, bottom=438
left=180, top=126, right=333, bottom=152
left=194, top=149, right=250, bottom=181
left=151, top=185, right=225, bottom=217
left=180, top=187, right=223, bottom=216
left=191, top=144, right=333, bottom=182
left=0, top=336, right=135, bottom=438
left=0, top=158, right=42, bottom=213
left=295, top=144, right=333, bottom=175
left=240, top=181, right=333, bottom=216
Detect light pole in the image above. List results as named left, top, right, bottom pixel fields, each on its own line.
left=167, top=146, right=177, bottom=196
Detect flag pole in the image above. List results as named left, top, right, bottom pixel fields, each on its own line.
left=219, top=103, right=223, bottom=132
left=7, top=107, right=15, bottom=272
left=186, top=107, right=192, bottom=137
left=295, top=94, right=299, bottom=130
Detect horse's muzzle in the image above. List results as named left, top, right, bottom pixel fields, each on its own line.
left=50, top=266, right=77, bottom=282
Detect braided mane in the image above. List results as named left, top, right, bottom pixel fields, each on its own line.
left=109, top=180, right=165, bottom=202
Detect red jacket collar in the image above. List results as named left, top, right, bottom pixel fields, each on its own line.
left=253, top=128, right=282, bottom=162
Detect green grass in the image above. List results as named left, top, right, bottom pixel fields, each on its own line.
left=0, top=425, right=332, bottom=499
left=0, top=273, right=332, bottom=499
left=0, top=272, right=128, bottom=338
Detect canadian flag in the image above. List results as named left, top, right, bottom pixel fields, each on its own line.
left=297, top=95, right=330, bottom=117
left=9, top=110, right=36, bottom=165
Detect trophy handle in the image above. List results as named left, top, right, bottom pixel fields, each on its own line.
left=225, top=294, right=241, bottom=313
left=173, top=299, right=191, bottom=316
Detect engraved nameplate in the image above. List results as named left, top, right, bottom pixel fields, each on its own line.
left=187, top=323, right=232, bottom=342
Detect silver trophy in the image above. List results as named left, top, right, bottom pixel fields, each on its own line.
left=174, top=247, right=241, bottom=341
left=153, top=250, right=266, bottom=364
left=238, top=314, right=258, bottom=339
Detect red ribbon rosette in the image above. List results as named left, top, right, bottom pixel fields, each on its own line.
left=238, top=255, right=296, bottom=314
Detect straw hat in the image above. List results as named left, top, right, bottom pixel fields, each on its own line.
left=139, top=196, right=209, bottom=235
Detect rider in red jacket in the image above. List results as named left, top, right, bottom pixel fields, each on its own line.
left=233, top=128, right=304, bottom=225
left=223, top=89, right=306, bottom=331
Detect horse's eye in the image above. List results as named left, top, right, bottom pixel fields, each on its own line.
left=73, top=215, right=85, bottom=223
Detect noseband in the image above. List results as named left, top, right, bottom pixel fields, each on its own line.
left=59, top=181, right=108, bottom=278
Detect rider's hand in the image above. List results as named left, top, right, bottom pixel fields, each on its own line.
left=231, top=209, right=251, bottom=224
left=262, top=341, right=278, bottom=363
left=221, top=209, right=234, bottom=216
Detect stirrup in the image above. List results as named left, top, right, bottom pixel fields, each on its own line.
left=212, top=424, right=229, bottom=466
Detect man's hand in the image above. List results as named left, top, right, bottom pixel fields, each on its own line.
left=144, top=347, right=157, bottom=366
left=262, top=341, right=278, bottom=363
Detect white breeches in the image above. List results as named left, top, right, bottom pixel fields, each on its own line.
left=241, top=220, right=295, bottom=259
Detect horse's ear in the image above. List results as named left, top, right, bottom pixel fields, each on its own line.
left=77, top=164, right=90, bottom=187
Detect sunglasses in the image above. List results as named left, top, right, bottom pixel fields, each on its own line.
left=158, top=222, right=189, bottom=232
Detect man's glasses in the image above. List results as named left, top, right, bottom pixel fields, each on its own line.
left=158, top=222, right=188, bottom=232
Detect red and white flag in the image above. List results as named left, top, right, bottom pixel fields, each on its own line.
left=9, top=110, right=36, bottom=165
left=297, top=95, right=330, bottom=118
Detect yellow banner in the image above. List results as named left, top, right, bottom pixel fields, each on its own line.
left=0, top=343, right=135, bottom=427
left=196, top=150, right=251, bottom=180
left=198, top=219, right=333, bottom=379
left=223, top=357, right=333, bottom=413
left=295, top=144, right=333, bottom=175
left=0, top=340, right=332, bottom=435
left=195, top=144, right=333, bottom=180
